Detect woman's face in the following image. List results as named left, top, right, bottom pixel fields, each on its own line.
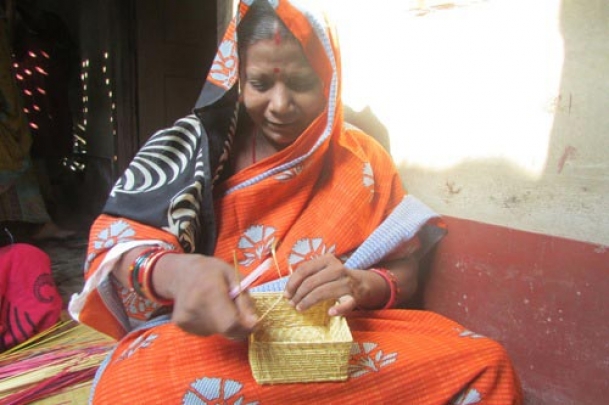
left=241, top=38, right=325, bottom=149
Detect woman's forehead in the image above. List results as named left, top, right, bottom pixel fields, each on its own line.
left=244, top=39, right=315, bottom=74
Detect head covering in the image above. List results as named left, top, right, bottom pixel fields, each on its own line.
left=103, top=0, right=343, bottom=255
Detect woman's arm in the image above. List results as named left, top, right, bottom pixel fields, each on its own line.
left=284, top=253, right=419, bottom=316
left=354, top=255, right=420, bottom=310
left=113, top=247, right=258, bottom=339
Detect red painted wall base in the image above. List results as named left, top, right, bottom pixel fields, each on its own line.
left=420, top=216, right=609, bottom=405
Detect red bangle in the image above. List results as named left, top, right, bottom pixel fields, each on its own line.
left=128, top=247, right=162, bottom=292
left=140, top=250, right=176, bottom=306
left=369, top=268, right=400, bottom=309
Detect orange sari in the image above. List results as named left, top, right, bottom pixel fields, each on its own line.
left=69, top=1, right=522, bottom=403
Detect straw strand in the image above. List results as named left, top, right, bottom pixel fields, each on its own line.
left=0, top=320, right=114, bottom=404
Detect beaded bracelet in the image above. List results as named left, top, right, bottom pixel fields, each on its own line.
left=139, top=249, right=176, bottom=306
left=369, top=268, right=400, bottom=309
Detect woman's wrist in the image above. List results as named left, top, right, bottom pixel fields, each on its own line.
left=120, top=248, right=178, bottom=305
left=150, top=252, right=181, bottom=302
left=353, top=269, right=391, bottom=310
left=115, top=246, right=150, bottom=288
left=369, top=268, right=399, bottom=309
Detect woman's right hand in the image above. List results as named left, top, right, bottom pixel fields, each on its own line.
left=150, top=252, right=258, bottom=340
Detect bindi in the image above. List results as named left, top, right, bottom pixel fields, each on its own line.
left=272, top=26, right=282, bottom=76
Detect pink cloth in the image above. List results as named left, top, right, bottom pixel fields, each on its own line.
left=0, top=243, right=61, bottom=351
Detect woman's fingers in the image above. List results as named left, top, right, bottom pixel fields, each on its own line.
left=234, top=290, right=259, bottom=329
left=172, top=273, right=234, bottom=335
left=329, top=294, right=357, bottom=316
left=291, top=277, right=349, bottom=311
left=225, top=263, right=258, bottom=338
left=284, top=258, right=326, bottom=299
left=170, top=255, right=257, bottom=338
left=285, top=254, right=357, bottom=313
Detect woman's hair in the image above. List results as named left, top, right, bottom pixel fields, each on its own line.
left=237, top=0, right=297, bottom=60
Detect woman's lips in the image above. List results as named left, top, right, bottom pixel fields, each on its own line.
left=267, top=121, right=294, bottom=128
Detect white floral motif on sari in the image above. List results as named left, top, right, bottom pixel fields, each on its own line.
left=348, top=342, right=398, bottom=378
left=85, top=220, right=135, bottom=272
left=363, top=162, right=375, bottom=196
left=238, top=225, right=277, bottom=267
left=182, top=377, right=258, bottom=405
left=288, top=238, right=336, bottom=267
left=117, top=282, right=159, bottom=319
left=459, top=329, right=486, bottom=339
left=118, top=334, right=158, bottom=361
left=94, top=220, right=136, bottom=249
left=452, top=387, right=482, bottom=405
left=208, top=35, right=238, bottom=90
left=274, top=164, right=304, bottom=181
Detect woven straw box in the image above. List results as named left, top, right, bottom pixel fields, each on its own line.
left=248, top=292, right=353, bottom=384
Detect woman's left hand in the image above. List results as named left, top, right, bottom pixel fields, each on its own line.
left=283, top=254, right=361, bottom=316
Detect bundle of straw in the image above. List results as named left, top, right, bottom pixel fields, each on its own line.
left=0, top=320, right=114, bottom=405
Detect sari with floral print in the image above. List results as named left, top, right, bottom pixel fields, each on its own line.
left=69, top=1, right=522, bottom=403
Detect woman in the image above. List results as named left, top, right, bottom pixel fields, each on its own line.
left=70, top=1, right=522, bottom=403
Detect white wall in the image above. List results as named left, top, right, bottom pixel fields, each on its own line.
left=327, top=0, right=609, bottom=246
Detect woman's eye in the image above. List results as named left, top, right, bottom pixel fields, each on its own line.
left=249, top=80, right=270, bottom=92
left=288, top=77, right=319, bottom=92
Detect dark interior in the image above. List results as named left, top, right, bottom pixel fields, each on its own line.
left=2, top=0, right=220, bottom=300
left=34, top=0, right=214, bottom=222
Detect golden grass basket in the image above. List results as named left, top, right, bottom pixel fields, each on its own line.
left=248, top=292, right=353, bottom=384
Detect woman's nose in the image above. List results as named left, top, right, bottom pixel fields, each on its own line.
left=269, top=84, right=291, bottom=115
